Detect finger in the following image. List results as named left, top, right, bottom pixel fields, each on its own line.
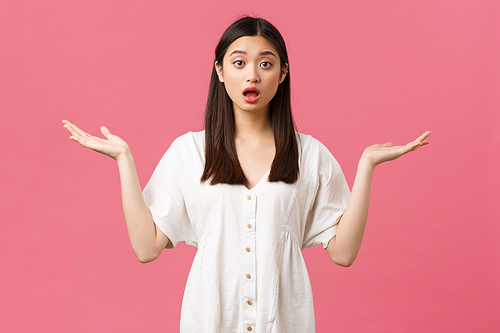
left=63, top=122, right=83, bottom=138
left=100, top=126, right=111, bottom=138
left=401, top=138, right=430, bottom=155
left=85, top=134, right=107, bottom=144
left=409, top=139, right=430, bottom=148
left=69, top=133, right=90, bottom=147
left=398, top=142, right=421, bottom=155
left=413, top=131, right=432, bottom=143
left=381, top=142, right=394, bottom=147
left=63, top=121, right=82, bottom=138
left=65, top=125, right=90, bottom=143
left=64, top=123, right=92, bottom=144
left=66, top=122, right=91, bottom=139
left=70, top=134, right=100, bottom=150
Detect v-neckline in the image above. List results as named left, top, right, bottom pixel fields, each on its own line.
left=245, top=169, right=270, bottom=192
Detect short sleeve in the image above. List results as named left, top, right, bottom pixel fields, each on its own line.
left=302, top=139, right=351, bottom=250
left=142, top=136, right=196, bottom=249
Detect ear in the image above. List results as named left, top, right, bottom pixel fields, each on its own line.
left=215, top=61, right=224, bottom=82
left=279, top=63, right=289, bottom=84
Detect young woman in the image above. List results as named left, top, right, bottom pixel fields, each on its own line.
left=63, top=16, right=430, bottom=333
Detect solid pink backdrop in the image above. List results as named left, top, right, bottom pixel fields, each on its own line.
left=1, top=1, right=499, bottom=332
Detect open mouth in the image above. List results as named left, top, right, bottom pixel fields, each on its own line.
left=243, top=87, right=260, bottom=103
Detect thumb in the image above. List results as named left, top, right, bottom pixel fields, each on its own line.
left=100, top=126, right=111, bottom=138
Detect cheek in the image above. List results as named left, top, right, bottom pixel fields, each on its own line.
left=263, top=74, right=281, bottom=94
left=223, top=81, right=242, bottom=102
left=223, top=71, right=243, bottom=90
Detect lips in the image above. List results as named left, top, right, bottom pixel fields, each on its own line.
left=243, top=87, right=260, bottom=103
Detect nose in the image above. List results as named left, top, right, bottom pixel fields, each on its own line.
left=246, top=64, right=260, bottom=83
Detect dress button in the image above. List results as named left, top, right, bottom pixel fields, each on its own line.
left=246, top=274, right=251, bottom=279
left=247, top=224, right=252, bottom=229
left=247, top=327, right=252, bottom=331
left=247, top=195, right=252, bottom=200
left=246, top=247, right=251, bottom=252
left=247, top=300, right=253, bottom=305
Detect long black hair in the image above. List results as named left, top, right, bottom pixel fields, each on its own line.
left=201, top=16, right=299, bottom=186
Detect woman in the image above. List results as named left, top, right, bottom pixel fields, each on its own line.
left=63, top=16, right=430, bottom=333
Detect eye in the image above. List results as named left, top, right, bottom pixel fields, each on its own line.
left=260, top=61, right=272, bottom=68
left=234, top=60, right=244, bottom=67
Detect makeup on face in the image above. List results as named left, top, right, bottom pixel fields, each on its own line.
left=219, top=36, right=283, bottom=115
left=243, top=87, right=260, bottom=103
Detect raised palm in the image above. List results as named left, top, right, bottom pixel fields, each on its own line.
left=362, top=131, right=431, bottom=166
left=62, top=120, right=130, bottom=161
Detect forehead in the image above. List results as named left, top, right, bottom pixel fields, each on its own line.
left=225, top=36, right=279, bottom=58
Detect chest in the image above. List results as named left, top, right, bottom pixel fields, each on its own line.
left=235, top=139, right=275, bottom=190
left=198, top=180, right=300, bottom=244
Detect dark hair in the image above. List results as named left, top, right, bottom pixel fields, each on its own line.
left=201, top=16, right=299, bottom=186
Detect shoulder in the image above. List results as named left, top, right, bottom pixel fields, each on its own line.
left=158, top=130, right=205, bottom=167
left=296, top=131, right=333, bottom=158
left=164, top=131, right=205, bottom=156
left=169, top=130, right=205, bottom=149
left=296, top=132, right=344, bottom=176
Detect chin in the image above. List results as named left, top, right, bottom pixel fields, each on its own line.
left=241, top=104, right=268, bottom=113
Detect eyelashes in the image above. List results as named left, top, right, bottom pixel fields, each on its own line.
left=233, top=60, right=273, bottom=68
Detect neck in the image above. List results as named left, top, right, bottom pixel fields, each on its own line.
left=233, top=105, right=273, bottom=140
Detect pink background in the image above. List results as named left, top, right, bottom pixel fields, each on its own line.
left=1, top=1, right=499, bottom=332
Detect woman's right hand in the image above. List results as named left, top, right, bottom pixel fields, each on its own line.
left=63, top=119, right=169, bottom=262
left=62, top=120, right=130, bottom=162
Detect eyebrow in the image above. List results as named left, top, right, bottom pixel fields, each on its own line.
left=229, top=50, right=277, bottom=58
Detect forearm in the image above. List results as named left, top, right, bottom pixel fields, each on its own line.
left=116, top=152, right=166, bottom=262
left=326, top=131, right=431, bottom=266
left=327, top=156, right=374, bottom=266
left=62, top=120, right=168, bottom=262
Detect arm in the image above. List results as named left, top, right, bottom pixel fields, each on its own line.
left=62, top=120, right=170, bottom=263
left=326, top=131, right=431, bottom=267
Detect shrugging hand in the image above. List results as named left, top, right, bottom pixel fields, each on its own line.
left=362, top=131, right=431, bottom=167
left=62, top=120, right=130, bottom=161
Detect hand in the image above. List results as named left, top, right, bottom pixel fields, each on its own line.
left=62, top=120, right=130, bottom=161
left=361, top=131, right=431, bottom=167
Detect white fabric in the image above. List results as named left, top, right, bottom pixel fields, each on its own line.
left=143, top=131, right=350, bottom=333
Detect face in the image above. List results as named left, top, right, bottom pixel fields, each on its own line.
left=215, top=36, right=288, bottom=116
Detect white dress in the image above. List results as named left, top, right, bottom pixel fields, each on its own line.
left=143, top=131, right=350, bottom=333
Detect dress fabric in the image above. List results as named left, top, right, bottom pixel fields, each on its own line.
left=143, top=131, right=351, bottom=333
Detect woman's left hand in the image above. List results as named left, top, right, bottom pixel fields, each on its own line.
left=361, top=131, right=431, bottom=167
